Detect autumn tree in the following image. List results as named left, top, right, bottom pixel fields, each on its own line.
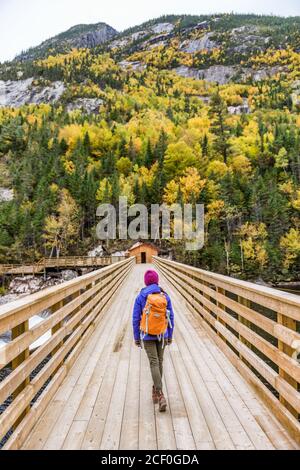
left=43, top=189, right=80, bottom=257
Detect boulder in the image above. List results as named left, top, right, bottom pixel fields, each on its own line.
left=61, top=270, right=78, bottom=281
left=88, top=245, right=105, bottom=257
left=66, top=98, right=103, bottom=114
left=0, top=188, right=14, bottom=202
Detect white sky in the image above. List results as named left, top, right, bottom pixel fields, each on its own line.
left=0, top=0, right=299, bottom=62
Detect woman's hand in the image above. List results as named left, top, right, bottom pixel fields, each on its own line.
left=135, top=340, right=141, bottom=347
left=166, top=338, right=173, bottom=346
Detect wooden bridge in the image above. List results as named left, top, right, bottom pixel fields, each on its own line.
left=0, top=256, right=126, bottom=276
left=0, top=257, right=299, bottom=450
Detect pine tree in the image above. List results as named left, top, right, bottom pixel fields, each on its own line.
left=209, top=90, right=231, bottom=163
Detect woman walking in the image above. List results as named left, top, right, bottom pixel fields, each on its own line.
left=132, top=269, right=174, bottom=412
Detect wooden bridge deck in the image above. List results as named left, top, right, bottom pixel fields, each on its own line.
left=21, top=264, right=299, bottom=450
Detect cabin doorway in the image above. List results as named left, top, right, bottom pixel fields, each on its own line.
left=141, top=252, right=146, bottom=264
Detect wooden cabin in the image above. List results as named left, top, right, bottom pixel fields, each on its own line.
left=127, top=242, right=158, bottom=264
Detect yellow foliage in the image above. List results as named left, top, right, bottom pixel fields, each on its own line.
left=229, top=155, right=252, bottom=175
left=179, top=167, right=206, bottom=203
left=291, top=190, right=300, bottom=211
left=278, top=180, right=294, bottom=195
left=280, top=228, right=300, bottom=268
left=63, top=159, right=75, bottom=175
left=207, top=161, right=229, bottom=179
left=96, top=178, right=112, bottom=202
left=119, top=175, right=135, bottom=205
left=163, top=180, right=179, bottom=205
left=206, top=200, right=225, bottom=222
left=239, top=222, right=268, bottom=239
left=50, top=183, right=59, bottom=193
left=59, top=122, right=113, bottom=156
left=137, top=163, right=158, bottom=188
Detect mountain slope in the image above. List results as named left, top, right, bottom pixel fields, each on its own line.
left=16, top=22, right=118, bottom=62
left=0, top=14, right=299, bottom=281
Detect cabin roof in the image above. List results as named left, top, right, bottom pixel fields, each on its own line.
left=128, top=242, right=159, bottom=251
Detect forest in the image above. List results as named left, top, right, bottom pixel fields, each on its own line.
left=0, top=14, right=299, bottom=282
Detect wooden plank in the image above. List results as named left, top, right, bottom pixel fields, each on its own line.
left=119, top=338, right=141, bottom=450
left=100, top=323, right=132, bottom=450
left=139, top=351, right=157, bottom=450
left=174, top=326, right=236, bottom=449
left=43, top=276, right=132, bottom=450
left=81, top=354, right=120, bottom=449
left=22, top=298, right=114, bottom=450
left=169, top=350, right=215, bottom=449
left=155, top=371, right=177, bottom=450
left=163, top=353, right=196, bottom=450
left=62, top=421, right=88, bottom=450
left=198, top=314, right=300, bottom=446
left=80, top=268, right=137, bottom=450
left=205, top=338, right=298, bottom=450
left=162, top=281, right=256, bottom=450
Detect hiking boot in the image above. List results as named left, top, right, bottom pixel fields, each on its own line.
left=152, top=386, right=159, bottom=404
left=158, top=391, right=167, bottom=412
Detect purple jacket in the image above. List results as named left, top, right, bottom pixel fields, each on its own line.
left=132, top=284, right=175, bottom=341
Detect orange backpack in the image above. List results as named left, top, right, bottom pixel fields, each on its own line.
left=140, top=292, right=169, bottom=337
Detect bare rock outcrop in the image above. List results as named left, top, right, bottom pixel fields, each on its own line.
left=0, top=78, right=65, bottom=108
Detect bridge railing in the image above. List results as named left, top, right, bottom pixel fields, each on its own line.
left=0, top=256, right=127, bottom=276
left=153, top=257, right=300, bottom=443
left=0, top=257, right=134, bottom=449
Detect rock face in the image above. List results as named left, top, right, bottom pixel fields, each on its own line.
left=66, top=98, right=103, bottom=114
left=199, top=65, right=237, bottom=84
left=75, top=25, right=117, bottom=48
left=17, top=23, right=118, bottom=61
left=151, top=23, right=174, bottom=34
left=230, top=25, right=270, bottom=53
left=119, top=60, right=147, bottom=71
left=174, top=65, right=237, bottom=84
left=182, top=33, right=217, bottom=53
left=174, top=64, right=284, bottom=85
left=0, top=78, right=65, bottom=108
left=174, top=66, right=202, bottom=80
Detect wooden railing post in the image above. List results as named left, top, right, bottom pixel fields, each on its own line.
left=11, top=320, right=30, bottom=427
left=277, top=312, right=299, bottom=419
left=237, top=296, right=252, bottom=362
left=51, top=300, right=64, bottom=356
left=216, top=287, right=227, bottom=341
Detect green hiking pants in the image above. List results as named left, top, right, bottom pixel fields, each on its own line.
left=143, top=340, right=166, bottom=391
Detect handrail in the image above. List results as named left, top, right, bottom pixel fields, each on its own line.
left=0, top=257, right=135, bottom=449
left=153, top=256, right=300, bottom=444
left=0, top=256, right=127, bottom=275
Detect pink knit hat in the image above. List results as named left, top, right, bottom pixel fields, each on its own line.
left=144, top=270, right=159, bottom=286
